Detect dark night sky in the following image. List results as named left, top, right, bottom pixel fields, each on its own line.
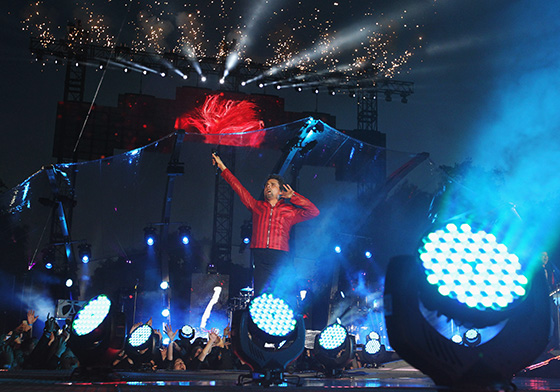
left=2, top=0, right=559, bottom=190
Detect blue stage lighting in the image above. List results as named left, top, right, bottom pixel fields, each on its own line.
left=179, top=324, right=195, bottom=341
left=385, top=214, right=551, bottom=391
left=249, top=293, right=296, bottom=338
left=240, top=220, right=252, bottom=248
left=72, top=294, right=112, bottom=336
left=65, top=278, right=74, bottom=288
left=419, top=222, right=528, bottom=311
left=144, top=227, right=157, bottom=246
left=69, top=294, right=126, bottom=368
left=365, top=251, right=372, bottom=259
left=78, top=243, right=91, bottom=264
left=42, top=246, right=55, bottom=270
left=178, top=225, right=191, bottom=245
left=364, top=339, right=382, bottom=355
left=463, top=328, right=481, bottom=347
left=161, top=308, right=170, bottom=318
left=318, top=323, right=347, bottom=350
left=125, top=323, right=162, bottom=368
left=451, top=334, right=463, bottom=344
left=128, top=324, right=153, bottom=348
left=313, top=323, right=355, bottom=377
left=368, top=331, right=380, bottom=341
left=160, top=281, right=169, bottom=290
left=334, top=245, right=341, bottom=254
left=231, top=293, right=305, bottom=386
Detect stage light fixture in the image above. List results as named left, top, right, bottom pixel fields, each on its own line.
left=161, top=308, right=170, bottom=318
left=42, top=246, right=55, bottom=270
left=400, top=93, right=408, bottom=103
left=160, top=281, right=169, bottom=290
left=258, top=83, right=264, bottom=88
left=178, top=225, right=191, bottom=245
left=124, top=67, right=129, bottom=73
left=463, top=329, right=481, bottom=347
left=240, top=220, right=252, bottom=252
left=125, top=323, right=162, bottom=369
left=384, top=220, right=551, bottom=390
left=367, top=331, right=380, bottom=341
left=314, top=88, right=320, bottom=94
left=231, top=293, right=305, bottom=386
left=358, top=330, right=398, bottom=367
left=179, top=324, right=195, bottom=341
left=68, top=294, right=127, bottom=368
left=174, top=325, right=194, bottom=356
left=201, top=75, right=207, bottom=82
left=65, top=278, right=74, bottom=288
left=313, top=323, right=355, bottom=377
left=364, top=338, right=381, bottom=355
left=78, top=243, right=91, bottom=264
left=365, top=251, right=372, bottom=259
left=144, top=226, right=157, bottom=247
left=206, top=262, right=218, bottom=274
left=334, top=245, right=341, bottom=254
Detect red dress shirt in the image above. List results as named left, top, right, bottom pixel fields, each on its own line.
left=221, top=169, right=320, bottom=252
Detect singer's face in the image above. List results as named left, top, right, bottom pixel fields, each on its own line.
left=264, top=179, right=281, bottom=201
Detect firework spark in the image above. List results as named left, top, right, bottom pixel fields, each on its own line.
left=22, top=0, right=429, bottom=82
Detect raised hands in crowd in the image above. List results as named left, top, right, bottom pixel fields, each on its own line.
left=1, top=310, right=242, bottom=372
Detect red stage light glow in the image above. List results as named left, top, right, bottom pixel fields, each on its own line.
left=175, top=94, right=264, bottom=147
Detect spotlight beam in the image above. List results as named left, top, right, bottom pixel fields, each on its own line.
left=224, top=0, right=281, bottom=76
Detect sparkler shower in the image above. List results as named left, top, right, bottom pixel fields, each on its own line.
left=22, top=0, right=429, bottom=84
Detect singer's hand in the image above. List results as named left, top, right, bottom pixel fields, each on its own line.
left=280, top=184, right=294, bottom=199
left=212, top=153, right=226, bottom=171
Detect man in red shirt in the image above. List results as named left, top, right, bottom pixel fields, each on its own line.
left=212, top=152, right=320, bottom=297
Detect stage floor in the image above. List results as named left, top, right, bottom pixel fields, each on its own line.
left=1, top=360, right=560, bottom=392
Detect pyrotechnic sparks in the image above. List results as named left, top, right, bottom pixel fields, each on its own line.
left=22, top=0, right=430, bottom=82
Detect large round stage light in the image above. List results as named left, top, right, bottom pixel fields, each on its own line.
left=72, top=294, right=112, bottom=336
left=419, top=223, right=527, bottom=314
left=248, top=293, right=296, bottom=341
left=231, top=293, right=305, bottom=386
left=317, top=323, right=347, bottom=350
left=313, top=323, right=355, bottom=377
left=384, top=220, right=551, bottom=391
left=364, top=339, right=382, bottom=355
left=125, top=323, right=161, bottom=369
left=128, top=324, right=153, bottom=349
left=68, top=294, right=127, bottom=369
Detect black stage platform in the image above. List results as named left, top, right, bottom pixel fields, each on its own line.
left=2, top=360, right=560, bottom=392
